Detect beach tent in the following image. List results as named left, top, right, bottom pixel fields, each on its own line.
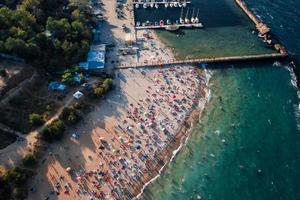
left=48, top=82, right=66, bottom=91
left=73, top=91, right=84, bottom=99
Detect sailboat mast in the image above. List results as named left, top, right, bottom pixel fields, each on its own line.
left=185, top=7, right=189, bottom=19
left=180, top=7, right=184, bottom=18
left=196, top=8, right=199, bottom=18
left=192, top=8, right=195, bottom=18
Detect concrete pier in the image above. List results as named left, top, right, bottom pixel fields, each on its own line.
left=115, top=52, right=288, bottom=69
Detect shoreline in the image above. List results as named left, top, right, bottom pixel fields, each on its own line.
left=132, top=68, right=211, bottom=199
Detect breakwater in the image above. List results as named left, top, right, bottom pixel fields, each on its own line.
left=235, top=0, right=287, bottom=55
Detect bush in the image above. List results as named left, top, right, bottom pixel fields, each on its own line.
left=29, top=113, right=44, bottom=127
left=91, top=78, right=114, bottom=98
left=41, top=119, right=65, bottom=142
left=0, top=69, right=7, bottom=77
left=60, top=107, right=81, bottom=125
left=22, top=154, right=37, bottom=168
left=2, top=167, right=27, bottom=185
left=93, top=86, right=104, bottom=98
left=0, top=167, right=29, bottom=200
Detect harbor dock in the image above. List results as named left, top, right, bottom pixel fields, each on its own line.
left=135, top=23, right=203, bottom=30
left=133, top=1, right=191, bottom=5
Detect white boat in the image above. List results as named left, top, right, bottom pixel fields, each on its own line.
left=182, top=2, right=187, bottom=7
left=174, top=2, right=178, bottom=7
left=136, top=21, right=141, bottom=26
left=170, top=3, right=174, bottom=7
left=194, top=9, right=200, bottom=23
left=178, top=3, right=182, bottom=7
left=179, top=7, right=184, bottom=24
left=135, top=4, right=139, bottom=8
left=143, top=3, right=147, bottom=8
left=185, top=8, right=190, bottom=23
left=191, top=8, right=195, bottom=23
left=155, top=3, right=159, bottom=8
left=150, top=3, right=154, bottom=8
left=166, top=19, right=171, bottom=25
left=165, top=3, right=168, bottom=8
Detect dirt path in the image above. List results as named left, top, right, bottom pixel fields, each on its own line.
left=0, top=87, right=77, bottom=170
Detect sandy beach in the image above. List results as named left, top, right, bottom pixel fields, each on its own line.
left=26, top=0, right=210, bottom=199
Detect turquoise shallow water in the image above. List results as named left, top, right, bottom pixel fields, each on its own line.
left=140, top=0, right=300, bottom=199
left=142, top=65, right=300, bottom=200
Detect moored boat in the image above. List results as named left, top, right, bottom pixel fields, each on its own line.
left=185, top=7, right=190, bottom=23
left=194, top=9, right=200, bottom=23
left=160, top=20, right=164, bottom=26
left=191, top=8, right=195, bottom=23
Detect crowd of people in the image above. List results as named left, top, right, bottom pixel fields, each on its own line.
left=32, top=66, right=206, bottom=200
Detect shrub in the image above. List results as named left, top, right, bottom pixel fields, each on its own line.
left=29, top=113, right=44, bottom=127
left=103, top=78, right=113, bottom=88
left=2, top=167, right=27, bottom=185
left=60, top=107, right=81, bottom=125
left=41, top=119, right=65, bottom=142
left=0, top=167, right=29, bottom=200
left=93, top=86, right=104, bottom=98
left=0, top=69, right=7, bottom=77
left=22, top=154, right=37, bottom=168
left=61, top=71, right=73, bottom=84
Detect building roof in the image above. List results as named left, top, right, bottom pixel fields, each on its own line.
left=80, top=44, right=106, bottom=71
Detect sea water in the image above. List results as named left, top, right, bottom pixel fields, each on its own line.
left=140, top=0, right=300, bottom=199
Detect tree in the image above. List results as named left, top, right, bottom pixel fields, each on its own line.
left=41, top=119, right=65, bottom=142
left=22, top=154, right=37, bottom=167
left=29, top=113, right=44, bottom=127
left=102, top=78, right=113, bottom=92
left=46, top=17, right=71, bottom=39
left=61, top=71, right=73, bottom=84
left=0, top=69, right=7, bottom=77
left=4, top=37, right=27, bottom=55
left=60, top=107, right=81, bottom=125
left=93, top=87, right=104, bottom=98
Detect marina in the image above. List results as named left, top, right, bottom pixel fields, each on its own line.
left=135, top=7, right=203, bottom=30
left=135, top=23, right=203, bottom=30
left=133, top=0, right=191, bottom=9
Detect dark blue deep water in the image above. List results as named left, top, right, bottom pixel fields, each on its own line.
left=140, top=0, right=300, bottom=199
